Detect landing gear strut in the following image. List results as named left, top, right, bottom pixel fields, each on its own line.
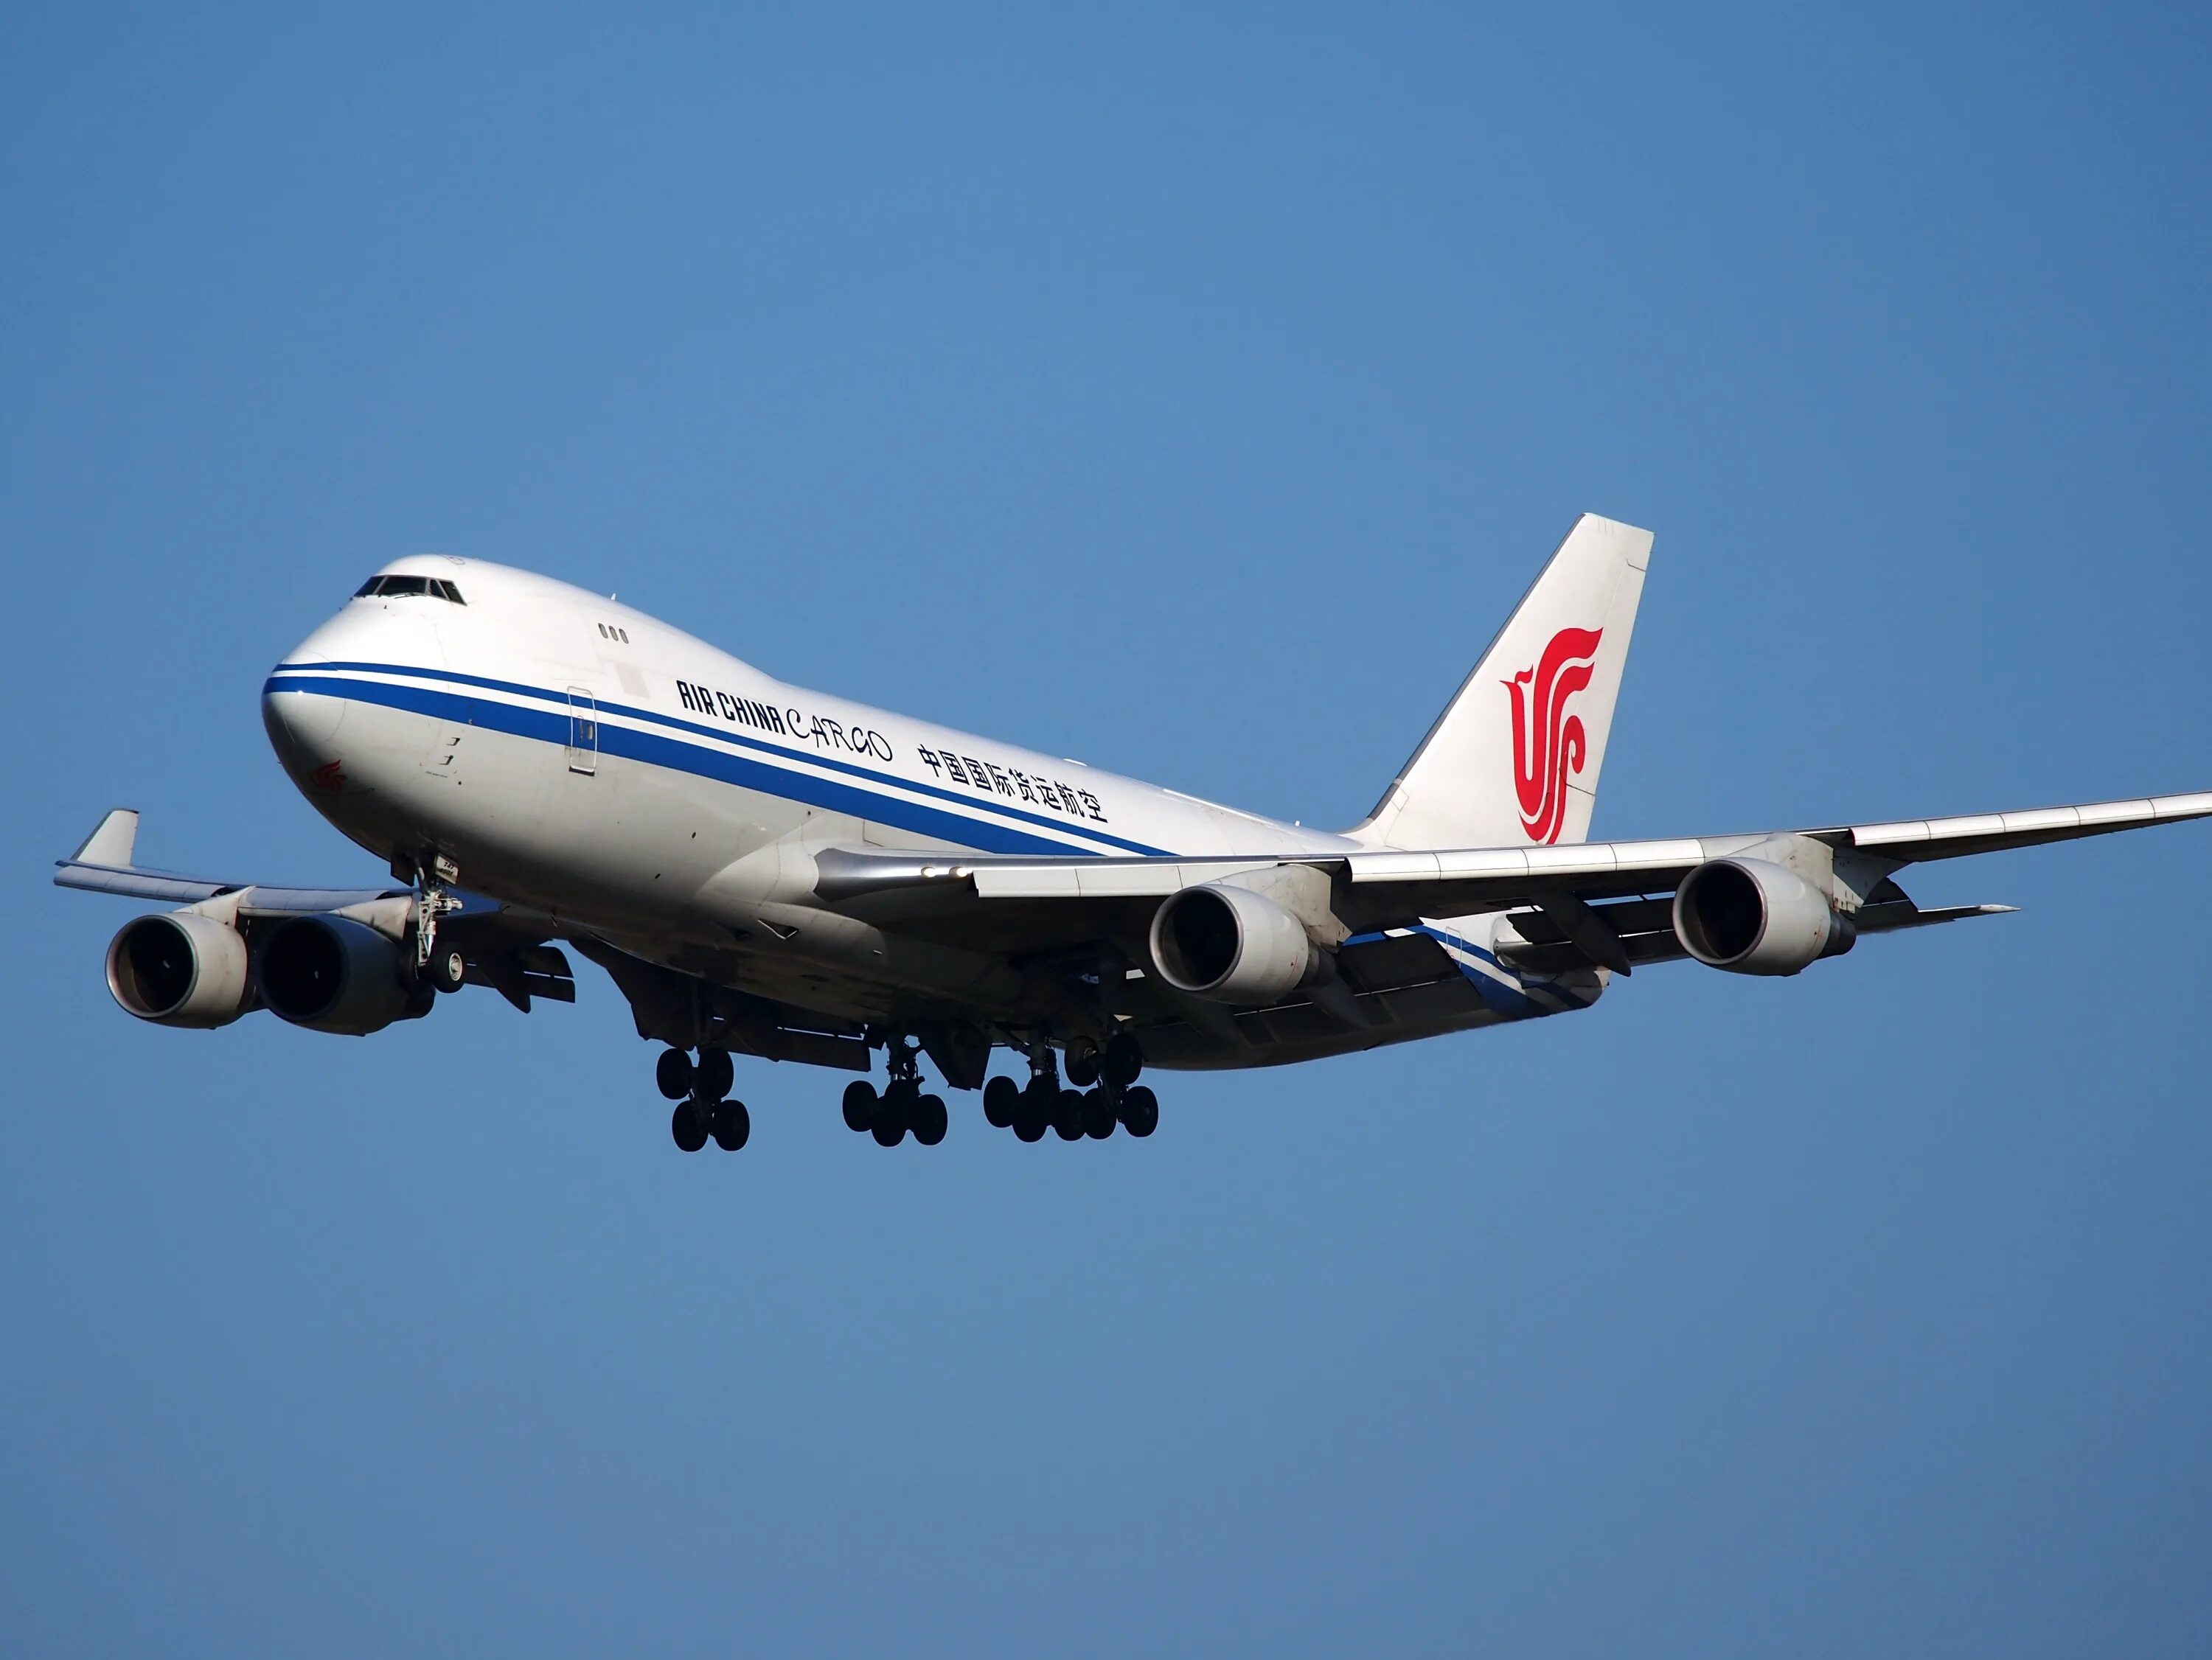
left=411, top=854, right=466, bottom=993
left=660, top=1045, right=749, bottom=1153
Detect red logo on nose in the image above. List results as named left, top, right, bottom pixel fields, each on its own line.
left=1505, top=627, right=1603, bottom=845
left=312, top=759, right=347, bottom=792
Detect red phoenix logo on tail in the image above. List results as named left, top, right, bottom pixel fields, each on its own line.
left=1505, top=627, right=1604, bottom=845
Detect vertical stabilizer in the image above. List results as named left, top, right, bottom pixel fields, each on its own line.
left=1350, top=514, right=1652, bottom=851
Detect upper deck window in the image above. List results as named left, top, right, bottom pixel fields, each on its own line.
left=354, top=575, right=466, bottom=604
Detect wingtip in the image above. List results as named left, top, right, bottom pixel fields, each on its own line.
left=70, top=806, right=141, bottom=868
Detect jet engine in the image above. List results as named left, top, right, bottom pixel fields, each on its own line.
left=1672, top=857, right=1856, bottom=977
left=1148, top=882, right=1324, bottom=1005
left=106, top=913, right=254, bottom=1028
left=257, top=915, right=424, bottom=1035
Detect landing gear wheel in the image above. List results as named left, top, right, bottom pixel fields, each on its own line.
left=873, top=1085, right=914, bottom=1146
left=1082, top=1088, right=1116, bottom=1139
left=1064, top=1040, right=1102, bottom=1087
left=695, top=1048, right=734, bottom=1101
left=982, top=1075, right=1020, bottom=1129
left=428, top=946, right=466, bottom=993
left=1119, top=1085, right=1158, bottom=1138
left=656, top=1049, right=695, bottom=1101
left=711, top=1099, right=751, bottom=1151
left=671, top=1100, right=709, bottom=1152
left=1103, top=1033, right=1144, bottom=1091
left=1052, top=1089, right=1085, bottom=1141
left=1015, top=1080, right=1054, bottom=1143
left=913, top=1095, right=948, bottom=1146
left=842, top=1080, right=879, bottom=1133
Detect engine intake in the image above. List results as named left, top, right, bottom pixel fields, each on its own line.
left=257, top=915, right=422, bottom=1035
left=106, top=913, right=253, bottom=1028
left=1149, top=882, right=1324, bottom=1005
left=1673, top=857, right=1855, bottom=977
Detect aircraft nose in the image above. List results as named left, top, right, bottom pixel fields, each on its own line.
left=262, top=648, right=348, bottom=758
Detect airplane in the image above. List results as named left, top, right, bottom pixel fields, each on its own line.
left=58, top=514, right=2212, bottom=1154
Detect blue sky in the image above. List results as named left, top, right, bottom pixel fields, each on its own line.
left=5, top=5, right=2210, bottom=1654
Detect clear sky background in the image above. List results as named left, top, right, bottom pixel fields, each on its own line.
left=5, top=5, right=2210, bottom=1654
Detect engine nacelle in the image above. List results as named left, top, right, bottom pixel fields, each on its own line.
left=106, top=913, right=254, bottom=1028
left=257, top=915, right=422, bottom=1035
left=1672, top=856, right=1857, bottom=977
left=1148, top=882, right=1324, bottom=1005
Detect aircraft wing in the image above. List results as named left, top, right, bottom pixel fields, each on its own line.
left=53, top=809, right=577, bottom=1008
left=54, top=808, right=406, bottom=913
left=816, top=788, right=2212, bottom=945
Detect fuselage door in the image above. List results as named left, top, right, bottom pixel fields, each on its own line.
left=568, top=687, right=598, bottom=775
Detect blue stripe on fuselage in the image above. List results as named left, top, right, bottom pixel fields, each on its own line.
left=262, top=666, right=1171, bottom=858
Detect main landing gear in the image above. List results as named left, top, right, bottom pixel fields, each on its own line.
left=650, top=1030, right=1158, bottom=1154
left=838, top=1036, right=948, bottom=1148
left=658, top=1046, right=750, bottom=1153
left=981, top=1034, right=1156, bottom=1144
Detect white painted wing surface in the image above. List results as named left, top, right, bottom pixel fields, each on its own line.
left=833, top=788, right=2212, bottom=935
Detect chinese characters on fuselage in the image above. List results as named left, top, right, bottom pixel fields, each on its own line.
left=916, top=745, right=1107, bottom=823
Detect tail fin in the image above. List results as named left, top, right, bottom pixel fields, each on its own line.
left=1350, top=513, right=1652, bottom=851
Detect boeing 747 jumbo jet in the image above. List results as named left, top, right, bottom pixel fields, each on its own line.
left=59, top=515, right=2212, bottom=1153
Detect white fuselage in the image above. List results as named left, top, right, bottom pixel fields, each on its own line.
left=260, top=556, right=1586, bottom=1061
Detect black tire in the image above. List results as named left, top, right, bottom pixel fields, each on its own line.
left=982, top=1075, right=1019, bottom=1129
left=1052, top=1089, right=1085, bottom=1141
left=1064, top=1042, right=1101, bottom=1087
left=841, top=1079, right=878, bottom=1132
left=1015, top=1079, right=1055, bottom=1143
left=1103, top=1033, right=1144, bottom=1090
left=695, top=1048, right=734, bottom=1101
left=872, top=1112, right=908, bottom=1147
left=428, top=946, right=466, bottom=993
left=1120, top=1085, right=1158, bottom=1138
left=1082, top=1088, right=1116, bottom=1139
left=656, top=1049, right=695, bottom=1101
left=712, top=1100, right=751, bottom=1151
left=914, top=1095, right=948, bottom=1145
left=670, top=1101, right=709, bottom=1152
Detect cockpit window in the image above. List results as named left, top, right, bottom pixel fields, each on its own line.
left=353, top=575, right=465, bottom=604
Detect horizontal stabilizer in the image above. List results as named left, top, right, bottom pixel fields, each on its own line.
left=1495, top=891, right=2016, bottom=975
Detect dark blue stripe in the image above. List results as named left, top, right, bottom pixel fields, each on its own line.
left=264, top=674, right=1158, bottom=859
left=270, top=659, right=1169, bottom=855
left=1413, top=923, right=1582, bottom=1018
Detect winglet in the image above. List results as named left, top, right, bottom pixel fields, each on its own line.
left=72, top=808, right=139, bottom=868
